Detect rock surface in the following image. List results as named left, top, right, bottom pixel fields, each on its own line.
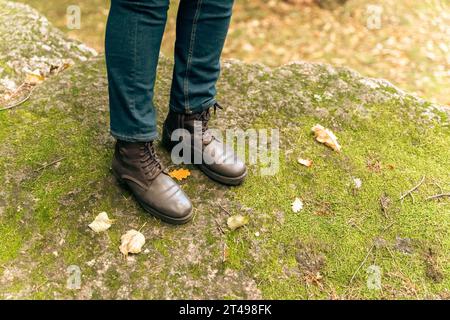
left=0, top=0, right=96, bottom=95
left=0, top=1, right=448, bottom=299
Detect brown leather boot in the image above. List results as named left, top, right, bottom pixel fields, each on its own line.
left=112, top=140, right=193, bottom=224
left=162, top=103, right=247, bottom=185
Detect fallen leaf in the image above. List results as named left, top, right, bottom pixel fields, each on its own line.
left=296, top=242, right=326, bottom=288
left=386, top=163, right=396, bottom=170
left=25, top=70, right=45, bottom=85
left=169, top=168, right=191, bottom=181
left=313, top=201, right=332, bottom=216
left=88, top=212, right=113, bottom=233
left=119, top=229, right=146, bottom=256
left=227, top=215, right=249, bottom=231
left=304, top=272, right=324, bottom=287
left=297, top=158, right=313, bottom=167
left=292, top=198, right=304, bottom=213
left=367, top=158, right=382, bottom=172
left=311, top=124, right=341, bottom=152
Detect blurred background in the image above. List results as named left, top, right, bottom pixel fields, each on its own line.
left=18, top=0, right=450, bottom=105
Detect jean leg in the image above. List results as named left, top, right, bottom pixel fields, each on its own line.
left=106, top=0, right=169, bottom=141
left=169, top=0, right=234, bottom=114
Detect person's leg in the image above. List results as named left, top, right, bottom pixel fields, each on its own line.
left=163, top=0, right=247, bottom=186
left=106, top=0, right=193, bottom=224
left=169, top=0, right=234, bottom=114
left=106, top=0, right=169, bottom=141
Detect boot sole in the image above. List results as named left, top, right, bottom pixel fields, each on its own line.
left=198, top=164, right=247, bottom=186
left=161, top=128, right=247, bottom=186
left=111, top=168, right=193, bottom=225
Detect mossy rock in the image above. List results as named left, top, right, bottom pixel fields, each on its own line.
left=0, top=0, right=96, bottom=94
left=0, top=1, right=449, bottom=299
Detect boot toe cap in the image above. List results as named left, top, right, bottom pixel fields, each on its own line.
left=163, top=189, right=193, bottom=220
left=227, top=158, right=247, bottom=178
left=138, top=174, right=193, bottom=224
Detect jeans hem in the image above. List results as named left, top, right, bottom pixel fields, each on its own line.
left=110, top=130, right=159, bottom=142
left=169, top=98, right=216, bottom=114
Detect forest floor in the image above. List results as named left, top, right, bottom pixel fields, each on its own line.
left=19, top=0, right=450, bottom=106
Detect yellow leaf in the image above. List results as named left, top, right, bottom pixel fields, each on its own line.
left=227, top=215, right=249, bottom=231
left=311, top=124, right=342, bottom=152
left=169, top=168, right=191, bottom=181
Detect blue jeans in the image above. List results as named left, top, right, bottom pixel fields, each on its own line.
left=105, top=0, right=234, bottom=142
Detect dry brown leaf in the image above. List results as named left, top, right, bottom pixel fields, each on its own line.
left=119, top=229, right=146, bottom=256
left=311, top=124, right=341, bottom=152
left=227, top=215, right=249, bottom=231
left=305, top=272, right=324, bottom=287
left=88, top=212, right=113, bottom=233
left=297, top=158, right=313, bottom=167
left=169, top=168, right=191, bottom=181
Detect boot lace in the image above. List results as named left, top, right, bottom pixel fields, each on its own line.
left=194, top=102, right=223, bottom=144
left=140, top=142, right=164, bottom=180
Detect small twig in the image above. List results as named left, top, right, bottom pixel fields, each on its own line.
left=219, top=204, right=231, bottom=216
left=4, top=82, right=26, bottom=99
left=192, top=207, right=198, bottom=222
left=349, top=244, right=375, bottom=284
left=215, top=219, right=225, bottom=235
left=410, top=192, right=415, bottom=204
left=138, top=222, right=147, bottom=232
left=348, top=219, right=365, bottom=234
left=400, top=176, right=425, bottom=201
left=352, top=223, right=365, bottom=234
left=426, top=193, right=450, bottom=200
left=34, top=157, right=65, bottom=172
left=386, top=247, right=418, bottom=297
left=1, top=83, right=26, bottom=101
left=429, top=180, right=444, bottom=194
left=380, top=194, right=390, bottom=218
left=34, top=280, right=48, bottom=291
left=382, top=221, right=395, bottom=232
left=348, top=221, right=395, bottom=286
left=0, top=85, right=36, bottom=111
left=222, top=241, right=229, bottom=263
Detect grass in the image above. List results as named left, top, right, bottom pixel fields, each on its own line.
left=230, top=108, right=449, bottom=298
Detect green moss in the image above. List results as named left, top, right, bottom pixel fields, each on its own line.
left=0, top=53, right=448, bottom=299
left=227, top=89, right=449, bottom=298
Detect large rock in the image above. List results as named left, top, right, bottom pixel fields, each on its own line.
left=0, top=0, right=96, bottom=94
left=0, top=1, right=448, bottom=299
